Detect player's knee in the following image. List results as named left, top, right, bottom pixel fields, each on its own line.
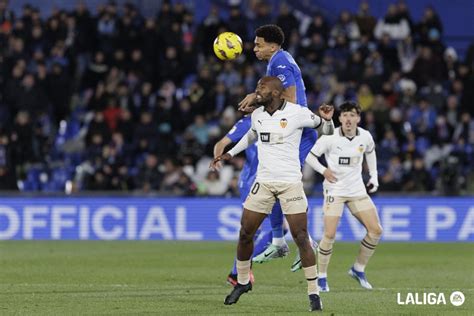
left=293, top=230, right=309, bottom=247
left=368, top=224, right=383, bottom=237
left=323, top=230, right=336, bottom=240
left=239, top=228, right=254, bottom=244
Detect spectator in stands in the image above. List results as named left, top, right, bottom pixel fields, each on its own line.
left=227, top=5, right=249, bottom=41
left=86, top=111, right=110, bottom=146
left=47, top=63, right=71, bottom=123
left=417, top=6, right=443, bottom=45
left=355, top=1, right=376, bottom=39
left=0, top=0, right=471, bottom=195
left=276, top=3, right=299, bottom=49
left=374, top=4, right=410, bottom=41
left=305, top=13, right=329, bottom=41
left=411, top=46, right=444, bottom=87
left=330, top=10, right=360, bottom=45
left=135, top=153, right=162, bottom=192
left=10, top=111, right=35, bottom=164
left=0, top=128, right=17, bottom=190
left=402, top=157, right=433, bottom=191
left=381, top=155, right=404, bottom=191
left=201, top=170, right=228, bottom=196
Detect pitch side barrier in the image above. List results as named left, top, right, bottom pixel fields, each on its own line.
left=0, top=197, right=472, bottom=241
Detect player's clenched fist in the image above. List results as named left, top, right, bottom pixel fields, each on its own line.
left=210, top=153, right=232, bottom=170
left=318, top=104, right=334, bottom=121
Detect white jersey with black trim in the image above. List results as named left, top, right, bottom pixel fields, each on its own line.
left=251, top=101, right=323, bottom=182
left=310, top=127, right=375, bottom=197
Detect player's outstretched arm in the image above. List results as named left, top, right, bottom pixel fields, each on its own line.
left=227, top=129, right=257, bottom=156
left=211, top=129, right=258, bottom=170
left=317, top=104, right=335, bottom=135
left=238, top=93, right=257, bottom=113
left=211, top=136, right=233, bottom=171
left=211, top=153, right=233, bottom=170
left=298, top=104, right=335, bottom=134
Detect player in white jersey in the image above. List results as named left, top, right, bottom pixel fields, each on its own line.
left=212, top=76, right=334, bottom=312
left=305, top=101, right=383, bottom=292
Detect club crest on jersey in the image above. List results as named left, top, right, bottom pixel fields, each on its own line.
left=358, top=144, right=364, bottom=152
left=280, top=118, right=288, bottom=128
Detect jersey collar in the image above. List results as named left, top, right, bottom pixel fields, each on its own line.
left=339, top=127, right=359, bottom=140
left=263, top=100, right=287, bottom=115
left=268, top=49, right=283, bottom=65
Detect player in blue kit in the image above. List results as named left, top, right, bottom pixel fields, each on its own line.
left=239, top=24, right=322, bottom=271
left=213, top=116, right=289, bottom=286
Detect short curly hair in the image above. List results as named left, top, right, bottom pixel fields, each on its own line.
left=255, top=24, right=285, bottom=46
left=339, top=101, right=361, bottom=114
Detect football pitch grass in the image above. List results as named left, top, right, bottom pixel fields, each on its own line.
left=1, top=241, right=472, bottom=315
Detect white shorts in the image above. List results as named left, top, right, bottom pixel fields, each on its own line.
left=323, top=194, right=376, bottom=217
left=244, top=181, right=308, bottom=215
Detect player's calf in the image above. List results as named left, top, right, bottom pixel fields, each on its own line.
left=291, top=239, right=319, bottom=272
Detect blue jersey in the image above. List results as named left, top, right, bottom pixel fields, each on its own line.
left=267, top=49, right=307, bottom=106
left=226, top=116, right=257, bottom=202
left=267, top=49, right=317, bottom=165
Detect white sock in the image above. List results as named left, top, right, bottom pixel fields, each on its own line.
left=319, top=273, right=327, bottom=278
left=236, top=260, right=251, bottom=285
left=272, top=237, right=286, bottom=247
left=353, top=262, right=365, bottom=272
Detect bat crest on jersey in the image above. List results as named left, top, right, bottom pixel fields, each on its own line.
left=280, top=118, right=288, bottom=128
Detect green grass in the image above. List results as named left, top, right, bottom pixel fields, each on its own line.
left=1, top=242, right=473, bottom=315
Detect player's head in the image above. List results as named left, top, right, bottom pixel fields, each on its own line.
left=255, top=76, right=284, bottom=105
left=254, top=24, right=285, bottom=61
left=339, top=101, right=361, bottom=132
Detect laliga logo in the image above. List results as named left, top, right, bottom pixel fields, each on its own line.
left=397, top=291, right=465, bottom=306
left=450, top=291, right=465, bottom=307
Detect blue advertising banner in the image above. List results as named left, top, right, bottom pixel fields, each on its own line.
left=0, top=197, right=472, bottom=241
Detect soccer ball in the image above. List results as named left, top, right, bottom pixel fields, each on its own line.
left=213, top=32, right=243, bottom=60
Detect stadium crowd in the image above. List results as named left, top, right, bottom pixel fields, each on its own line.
left=0, top=0, right=473, bottom=195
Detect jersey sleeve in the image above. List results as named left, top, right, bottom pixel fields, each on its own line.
left=298, top=107, right=323, bottom=129
left=365, top=131, right=376, bottom=153
left=226, top=117, right=251, bottom=143
left=311, top=135, right=329, bottom=157
left=272, top=62, right=296, bottom=89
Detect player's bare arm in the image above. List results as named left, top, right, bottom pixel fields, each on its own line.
left=211, top=153, right=232, bottom=170
left=238, top=93, right=257, bottom=113
left=210, top=136, right=232, bottom=171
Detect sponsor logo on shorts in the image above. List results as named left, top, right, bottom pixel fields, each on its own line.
left=286, top=196, right=304, bottom=202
